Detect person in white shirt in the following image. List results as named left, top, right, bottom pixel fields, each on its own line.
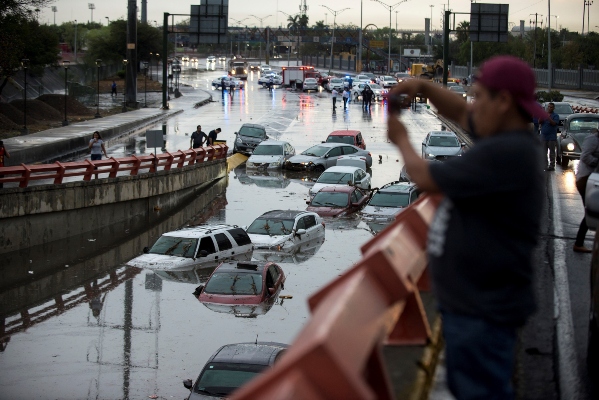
left=331, top=88, right=338, bottom=108
left=342, top=88, right=350, bottom=109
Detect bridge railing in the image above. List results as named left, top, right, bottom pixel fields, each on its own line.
left=0, top=144, right=228, bottom=188
left=231, top=194, right=441, bottom=400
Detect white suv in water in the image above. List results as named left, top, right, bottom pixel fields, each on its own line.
left=126, top=224, right=253, bottom=271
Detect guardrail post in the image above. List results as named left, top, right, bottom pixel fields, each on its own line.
left=108, top=157, right=120, bottom=178
left=130, top=155, right=141, bottom=175
left=83, top=160, right=95, bottom=181
left=164, top=151, right=175, bottom=171
left=55, top=161, right=66, bottom=184
left=20, top=163, right=31, bottom=188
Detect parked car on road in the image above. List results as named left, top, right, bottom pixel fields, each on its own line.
left=354, top=74, right=374, bottom=84
left=302, top=78, right=319, bottom=92
left=557, top=113, right=599, bottom=167
left=211, top=75, right=244, bottom=89
left=257, top=73, right=283, bottom=87
left=309, top=166, right=371, bottom=198
left=246, top=140, right=295, bottom=170
left=551, top=102, right=575, bottom=131
left=351, top=83, right=387, bottom=101
left=326, top=78, right=344, bottom=92
left=125, top=224, right=253, bottom=271
left=324, top=129, right=366, bottom=149
left=260, top=64, right=272, bottom=73
left=245, top=210, right=325, bottom=252
left=421, top=130, right=465, bottom=160
left=394, top=72, right=411, bottom=82
left=206, top=55, right=216, bottom=63
left=285, top=143, right=372, bottom=172
left=233, top=123, right=269, bottom=155
left=183, top=342, right=287, bottom=399
left=218, top=55, right=226, bottom=61
left=377, top=75, right=398, bottom=88
left=306, top=186, right=370, bottom=217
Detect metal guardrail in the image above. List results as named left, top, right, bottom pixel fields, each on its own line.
left=0, top=144, right=228, bottom=188
left=231, top=194, right=442, bottom=400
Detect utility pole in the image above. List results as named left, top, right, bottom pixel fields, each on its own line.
left=88, top=3, right=95, bottom=23
left=371, top=0, right=410, bottom=74
left=51, top=6, right=57, bottom=25
left=249, top=15, right=272, bottom=64
left=529, top=13, right=540, bottom=68
left=548, top=0, right=552, bottom=91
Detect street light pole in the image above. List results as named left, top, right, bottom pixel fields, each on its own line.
left=371, top=0, right=410, bottom=74
left=142, top=61, right=148, bottom=108
left=88, top=3, right=95, bottom=23
left=62, top=61, right=70, bottom=126
left=74, top=20, right=77, bottom=62
left=51, top=6, right=57, bottom=25
left=21, top=59, right=29, bottom=134
left=122, top=59, right=128, bottom=112
left=250, top=15, right=272, bottom=64
left=95, top=59, right=102, bottom=118
left=321, top=6, right=350, bottom=74
left=105, top=16, right=109, bottom=25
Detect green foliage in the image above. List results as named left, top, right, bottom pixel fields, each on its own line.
left=116, top=70, right=125, bottom=79
left=536, top=90, right=564, bottom=102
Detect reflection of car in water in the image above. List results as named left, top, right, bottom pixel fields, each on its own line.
left=252, top=238, right=324, bottom=264
left=245, top=210, right=325, bottom=251
left=183, top=342, right=287, bottom=399
left=234, top=165, right=291, bottom=189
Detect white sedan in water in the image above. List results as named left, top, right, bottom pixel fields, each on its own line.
left=257, top=73, right=283, bottom=87
left=211, top=75, right=245, bottom=89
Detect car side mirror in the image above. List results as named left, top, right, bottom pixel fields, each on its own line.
left=268, top=287, right=276, bottom=295
left=306, top=200, right=310, bottom=205
left=324, top=154, right=329, bottom=158
left=198, top=250, right=208, bottom=257
left=143, top=246, right=150, bottom=254
left=183, top=379, right=193, bottom=390
left=296, top=229, right=307, bottom=236
left=321, top=141, right=325, bottom=143
left=192, top=285, right=204, bottom=297
left=461, top=143, right=466, bottom=147
left=234, top=132, right=238, bottom=135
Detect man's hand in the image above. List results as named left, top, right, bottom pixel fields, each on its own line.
left=389, top=79, right=423, bottom=104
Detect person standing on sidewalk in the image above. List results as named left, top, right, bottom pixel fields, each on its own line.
left=539, top=102, right=559, bottom=170
left=331, top=88, right=338, bottom=109
left=0, top=140, right=10, bottom=188
left=386, top=55, right=547, bottom=399
left=573, top=128, right=599, bottom=253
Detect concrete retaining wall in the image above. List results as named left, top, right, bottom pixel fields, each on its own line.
left=0, top=159, right=226, bottom=254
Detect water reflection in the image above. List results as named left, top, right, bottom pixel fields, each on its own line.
left=233, top=165, right=290, bottom=189
left=252, top=238, right=324, bottom=264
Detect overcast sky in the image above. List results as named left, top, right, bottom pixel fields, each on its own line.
left=40, top=0, right=589, bottom=34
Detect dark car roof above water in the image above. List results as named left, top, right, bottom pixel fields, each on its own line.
left=210, top=342, right=288, bottom=365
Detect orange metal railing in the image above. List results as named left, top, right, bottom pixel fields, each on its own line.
left=231, top=194, right=441, bottom=400
left=0, top=144, right=228, bottom=188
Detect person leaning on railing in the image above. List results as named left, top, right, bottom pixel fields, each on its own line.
left=386, top=56, right=547, bottom=399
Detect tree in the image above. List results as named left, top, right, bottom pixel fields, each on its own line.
left=0, top=0, right=55, bottom=18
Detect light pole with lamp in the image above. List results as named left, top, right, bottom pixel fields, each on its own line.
left=320, top=6, right=349, bottom=74
left=122, top=59, right=128, bottom=112
left=142, top=61, right=148, bottom=108
left=278, top=10, right=299, bottom=66
left=88, top=3, right=95, bottom=23
left=51, top=6, right=57, bottom=25
left=105, top=16, right=109, bottom=25
left=62, top=61, right=70, bottom=126
left=230, top=18, right=249, bottom=56
left=21, top=59, right=29, bottom=134
left=95, top=59, right=102, bottom=118
left=249, top=14, right=272, bottom=64
left=149, top=52, right=154, bottom=80
left=371, top=0, right=410, bottom=74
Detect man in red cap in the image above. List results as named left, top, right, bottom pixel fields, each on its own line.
left=386, top=55, right=547, bottom=399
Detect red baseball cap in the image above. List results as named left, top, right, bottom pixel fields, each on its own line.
left=475, top=55, right=548, bottom=120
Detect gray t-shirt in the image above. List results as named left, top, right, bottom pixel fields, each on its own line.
left=428, top=130, right=544, bottom=326
left=89, top=139, right=104, bottom=155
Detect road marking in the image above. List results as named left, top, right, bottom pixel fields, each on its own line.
left=551, top=174, right=583, bottom=400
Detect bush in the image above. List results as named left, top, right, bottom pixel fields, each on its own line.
left=116, top=70, right=126, bottom=79
left=536, top=90, right=564, bottom=102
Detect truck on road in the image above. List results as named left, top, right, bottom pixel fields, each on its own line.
left=229, top=59, right=248, bottom=80
left=281, top=66, right=322, bottom=88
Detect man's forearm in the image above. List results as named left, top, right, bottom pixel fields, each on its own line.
left=394, top=126, right=440, bottom=193
left=418, top=81, right=469, bottom=129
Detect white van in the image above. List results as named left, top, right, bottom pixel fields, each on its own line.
left=126, top=224, right=253, bottom=271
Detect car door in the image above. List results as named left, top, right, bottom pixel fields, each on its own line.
left=293, top=216, right=308, bottom=246
left=324, top=146, right=343, bottom=168
left=301, top=214, right=321, bottom=248
left=214, top=232, right=235, bottom=261
left=352, top=188, right=368, bottom=210
left=196, top=236, right=219, bottom=263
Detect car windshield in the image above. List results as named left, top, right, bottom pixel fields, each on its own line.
left=204, top=272, right=263, bottom=295
left=569, top=118, right=599, bottom=132
left=194, top=362, right=265, bottom=396
left=317, top=172, right=354, bottom=184
left=233, top=62, right=245, bottom=67
left=554, top=104, right=573, bottom=114
left=368, top=84, right=382, bottom=89
left=149, top=236, right=198, bottom=258
left=247, top=218, right=294, bottom=236
left=311, top=192, right=349, bottom=207
left=383, top=76, right=394, bottom=81
left=369, top=192, right=410, bottom=207
left=331, top=78, right=343, bottom=83
left=428, top=136, right=459, bottom=147
left=301, top=145, right=330, bottom=157
left=326, top=135, right=354, bottom=145
left=239, top=126, right=265, bottom=138
left=253, top=145, right=283, bottom=156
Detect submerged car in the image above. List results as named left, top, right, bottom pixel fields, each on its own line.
left=361, top=181, right=420, bottom=226
left=309, top=166, right=371, bottom=198
left=194, top=261, right=285, bottom=310
left=421, top=130, right=465, bottom=160
left=325, top=130, right=366, bottom=149
left=233, top=123, right=269, bottom=155
left=125, top=225, right=253, bottom=271
left=306, top=186, right=370, bottom=217
left=183, top=342, right=287, bottom=399
left=557, top=113, right=599, bottom=167
left=285, top=143, right=372, bottom=172
left=246, top=140, right=295, bottom=169
left=245, top=210, right=325, bottom=251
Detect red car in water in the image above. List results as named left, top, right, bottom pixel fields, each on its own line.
left=194, top=261, right=285, bottom=308
left=306, top=186, right=370, bottom=217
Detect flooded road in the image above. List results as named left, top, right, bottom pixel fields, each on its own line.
left=0, top=62, right=454, bottom=399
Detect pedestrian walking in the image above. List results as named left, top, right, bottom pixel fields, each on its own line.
left=0, top=140, right=10, bottom=188
left=88, top=131, right=108, bottom=179
left=386, top=55, right=547, bottom=399
left=111, top=81, right=117, bottom=97
left=229, top=81, right=235, bottom=96
left=269, top=76, right=274, bottom=92
left=331, top=88, right=338, bottom=109
left=342, top=88, right=350, bottom=110
left=363, top=86, right=373, bottom=109
left=539, top=102, right=560, bottom=170
left=190, top=125, right=208, bottom=149
left=573, top=128, right=599, bottom=253
left=207, top=128, right=222, bottom=146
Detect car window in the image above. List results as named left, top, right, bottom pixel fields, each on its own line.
left=238, top=126, right=266, bottom=138
left=197, top=236, right=216, bottom=257
left=268, top=265, right=280, bottom=282
left=311, top=192, right=348, bottom=207
left=326, top=147, right=342, bottom=157
left=247, top=218, right=294, bottom=235
left=301, top=145, right=330, bottom=157
left=351, top=191, right=359, bottom=203
left=369, top=191, right=410, bottom=207
left=410, top=190, right=419, bottom=202
left=342, top=146, right=358, bottom=155
left=303, top=215, right=317, bottom=228
left=204, top=272, right=263, bottom=295
left=568, top=118, right=599, bottom=132
left=354, top=189, right=365, bottom=201
left=214, top=233, right=233, bottom=251
left=150, top=236, right=198, bottom=258
left=356, top=170, right=365, bottom=180
left=326, top=135, right=355, bottom=145
left=428, top=136, right=459, bottom=147
left=295, top=217, right=306, bottom=230
left=317, top=171, right=353, bottom=184
left=357, top=133, right=363, bottom=143
left=553, top=104, right=573, bottom=114
left=228, top=228, right=252, bottom=246
left=194, top=362, right=265, bottom=395
left=253, top=145, right=283, bottom=155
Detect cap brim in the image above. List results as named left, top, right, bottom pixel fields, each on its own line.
left=520, top=99, right=549, bottom=120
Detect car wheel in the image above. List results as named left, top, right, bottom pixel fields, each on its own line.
left=561, top=156, right=569, bottom=168
left=313, top=164, right=325, bottom=173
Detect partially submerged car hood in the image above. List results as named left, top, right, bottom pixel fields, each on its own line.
left=126, top=253, right=196, bottom=270
left=362, top=205, right=403, bottom=218
left=247, top=233, right=289, bottom=247
left=306, top=206, right=346, bottom=217
left=247, top=155, right=284, bottom=165
left=424, top=146, right=462, bottom=156
left=288, top=155, right=320, bottom=164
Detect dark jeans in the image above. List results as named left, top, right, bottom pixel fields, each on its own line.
left=442, top=310, right=517, bottom=400
left=543, top=140, right=556, bottom=167
left=576, top=176, right=589, bottom=247
left=91, top=154, right=102, bottom=161
left=332, top=97, right=336, bottom=108
left=343, top=97, right=348, bottom=109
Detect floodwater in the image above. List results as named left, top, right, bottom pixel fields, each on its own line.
left=0, top=61, right=446, bottom=399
